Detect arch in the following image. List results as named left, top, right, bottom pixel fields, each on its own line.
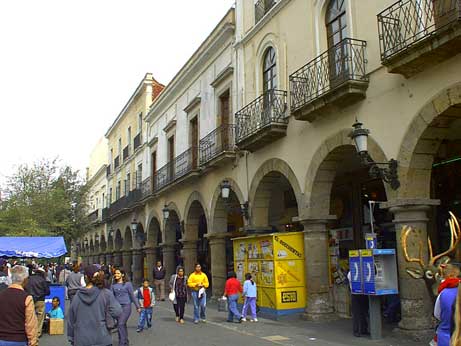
left=133, top=222, right=145, bottom=249
left=255, top=32, right=281, bottom=95
left=396, top=82, right=461, bottom=199
left=303, top=128, right=389, bottom=218
left=210, top=178, right=246, bottom=233
left=107, top=233, right=114, bottom=251
left=147, top=216, right=162, bottom=247
left=100, top=233, right=107, bottom=252
left=263, top=46, right=277, bottom=92
left=185, top=200, right=207, bottom=241
left=114, top=229, right=123, bottom=251
left=123, top=227, right=133, bottom=250
left=184, top=191, right=210, bottom=230
left=164, top=207, right=181, bottom=244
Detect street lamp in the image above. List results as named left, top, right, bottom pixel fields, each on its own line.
left=108, top=227, right=114, bottom=238
left=349, top=120, right=400, bottom=190
left=130, top=219, right=138, bottom=234
left=220, top=180, right=250, bottom=220
left=95, top=234, right=99, bottom=242
left=162, top=205, right=170, bottom=221
left=84, top=237, right=88, bottom=247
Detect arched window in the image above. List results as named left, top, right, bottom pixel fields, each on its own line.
left=325, top=0, right=347, bottom=49
left=263, top=47, right=277, bottom=93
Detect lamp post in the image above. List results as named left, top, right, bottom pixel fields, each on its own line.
left=162, top=205, right=170, bottom=222
left=220, top=180, right=250, bottom=220
left=130, top=219, right=138, bottom=235
left=349, top=120, right=400, bottom=190
left=84, top=237, right=88, bottom=247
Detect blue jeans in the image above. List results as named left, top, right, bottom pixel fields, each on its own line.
left=138, top=307, right=153, bottom=330
left=0, top=341, right=28, bottom=346
left=191, top=290, right=206, bottom=322
left=227, top=294, right=242, bottom=321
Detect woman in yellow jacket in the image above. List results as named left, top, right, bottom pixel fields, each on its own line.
left=187, top=263, right=209, bottom=324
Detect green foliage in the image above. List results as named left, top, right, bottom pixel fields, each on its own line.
left=0, top=158, right=89, bottom=242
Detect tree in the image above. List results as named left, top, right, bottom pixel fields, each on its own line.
left=0, top=159, right=89, bottom=243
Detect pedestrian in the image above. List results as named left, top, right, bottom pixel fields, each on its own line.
left=153, top=261, right=166, bottom=301
left=169, top=266, right=188, bottom=324
left=347, top=270, right=369, bottom=337
left=66, top=263, right=85, bottom=302
left=25, top=267, right=50, bottom=338
left=0, top=259, right=11, bottom=292
left=434, top=265, right=460, bottom=346
left=0, top=265, right=38, bottom=346
left=187, top=263, right=209, bottom=324
left=67, top=265, right=122, bottom=346
left=224, top=271, right=243, bottom=323
left=111, top=268, right=141, bottom=346
left=241, top=273, right=258, bottom=322
left=135, top=278, right=155, bottom=332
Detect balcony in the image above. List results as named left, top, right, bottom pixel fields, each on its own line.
left=378, top=0, right=461, bottom=78
left=101, top=208, right=109, bottom=221
left=133, top=133, right=142, bottom=151
left=199, top=124, right=236, bottom=168
left=153, top=147, right=200, bottom=193
left=106, top=165, right=111, bottom=177
left=88, top=209, right=99, bottom=223
left=141, top=177, right=152, bottom=199
left=290, top=38, right=369, bottom=122
left=123, top=145, right=130, bottom=162
left=114, top=156, right=120, bottom=170
left=255, top=0, right=276, bottom=24
left=107, top=189, right=142, bottom=218
left=235, top=89, right=288, bottom=152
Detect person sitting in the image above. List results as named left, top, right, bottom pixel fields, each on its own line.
left=49, top=296, right=64, bottom=319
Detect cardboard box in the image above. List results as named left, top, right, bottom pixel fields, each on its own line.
left=49, top=318, right=64, bottom=335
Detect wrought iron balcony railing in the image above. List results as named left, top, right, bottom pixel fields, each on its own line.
left=153, top=147, right=198, bottom=192
left=88, top=209, right=99, bottom=223
left=108, top=189, right=142, bottom=217
left=255, top=0, right=276, bottom=23
left=290, top=38, right=368, bottom=113
left=101, top=208, right=109, bottom=221
left=141, top=177, right=152, bottom=199
left=114, top=156, right=120, bottom=169
left=133, top=133, right=142, bottom=151
left=378, top=0, right=461, bottom=61
left=235, top=89, right=288, bottom=143
left=123, top=145, right=130, bottom=161
left=199, top=124, right=235, bottom=165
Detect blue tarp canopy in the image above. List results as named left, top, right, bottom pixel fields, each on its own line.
left=0, top=237, right=67, bottom=258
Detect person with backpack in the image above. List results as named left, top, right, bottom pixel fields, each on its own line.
left=135, top=278, right=155, bottom=332
left=111, top=268, right=140, bottom=346
left=67, top=265, right=122, bottom=346
left=241, top=273, right=258, bottom=322
left=25, top=267, right=50, bottom=338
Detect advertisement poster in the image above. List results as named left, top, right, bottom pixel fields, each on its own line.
left=260, top=261, right=274, bottom=286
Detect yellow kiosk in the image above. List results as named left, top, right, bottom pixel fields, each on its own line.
left=232, top=231, right=306, bottom=317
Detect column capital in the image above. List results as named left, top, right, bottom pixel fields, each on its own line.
left=143, top=247, right=156, bottom=254
left=122, top=249, right=133, bottom=256
left=132, top=249, right=143, bottom=255
left=160, top=243, right=177, bottom=252
left=381, top=198, right=440, bottom=210
left=205, top=232, right=229, bottom=241
left=298, top=216, right=336, bottom=235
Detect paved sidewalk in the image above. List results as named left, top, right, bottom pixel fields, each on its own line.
left=41, top=300, right=426, bottom=346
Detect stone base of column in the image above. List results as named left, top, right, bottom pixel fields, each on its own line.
left=302, top=293, right=336, bottom=321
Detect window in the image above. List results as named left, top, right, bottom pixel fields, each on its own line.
left=109, top=188, right=113, bottom=204
left=118, top=138, right=122, bottom=157
left=138, top=113, right=143, bottom=133
left=102, top=193, right=105, bottom=208
left=326, top=0, right=347, bottom=48
left=110, top=149, right=113, bottom=163
left=116, top=181, right=121, bottom=200
left=136, top=164, right=142, bottom=189
left=126, top=173, right=131, bottom=192
left=263, top=47, right=277, bottom=93
left=127, top=126, right=131, bottom=151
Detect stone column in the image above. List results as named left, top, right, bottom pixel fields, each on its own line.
left=144, top=247, right=156, bottom=282
left=122, top=250, right=133, bottom=280
left=181, top=240, right=197, bottom=276
left=99, top=253, right=106, bottom=265
left=113, top=251, right=123, bottom=268
left=132, top=249, right=144, bottom=286
left=208, top=233, right=227, bottom=298
left=105, top=252, right=113, bottom=266
left=162, top=243, right=177, bottom=280
left=383, top=199, right=439, bottom=333
left=300, top=218, right=335, bottom=321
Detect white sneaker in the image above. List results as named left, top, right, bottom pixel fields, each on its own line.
left=241, top=318, right=247, bottom=322
left=252, top=318, right=258, bottom=322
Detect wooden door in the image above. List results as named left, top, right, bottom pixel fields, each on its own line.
left=168, top=136, right=175, bottom=180
left=190, top=118, right=198, bottom=169
left=220, top=91, right=230, bottom=150
left=151, top=151, right=157, bottom=191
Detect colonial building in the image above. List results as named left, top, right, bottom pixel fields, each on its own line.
left=80, top=0, right=461, bottom=334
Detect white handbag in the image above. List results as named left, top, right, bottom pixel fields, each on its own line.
left=169, top=275, right=177, bottom=302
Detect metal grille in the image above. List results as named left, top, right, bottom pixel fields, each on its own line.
left=289, top=38, right=368, bottom=113
left=235, top=89, right=287, bottom=144
left=114, top=156, right=120, bottom=169
left=153, top=147, right=198, bottom=192
left=255, top=0, right=276, bottom=23
left=141, top=177, right=151, bottom=198
left=378, top=0, right=461, bottom=61
left=88, top=209, right=99, bottom=222
left=199, top=124, right=235, bottom=165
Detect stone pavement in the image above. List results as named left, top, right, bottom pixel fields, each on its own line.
left=41, top=300, right=425, bottom=346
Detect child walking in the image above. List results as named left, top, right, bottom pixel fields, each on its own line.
left=241, top=273, right=257, bottom=322
left=136, top=278, right=156, bottom=332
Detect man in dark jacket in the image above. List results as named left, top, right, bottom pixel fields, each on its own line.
left=25, top=267, right=50, bottom=337
left=67, top=265, right=122, bottom=346
left=153, top=261, right=166, bottom=301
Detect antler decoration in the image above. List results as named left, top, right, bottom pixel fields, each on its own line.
left=401, top=225, right=425, bottom=268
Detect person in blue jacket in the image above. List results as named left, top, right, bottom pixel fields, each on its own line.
left=49, top=296, right=64, bottom=319
left=435, top=283, right=459, bottom=346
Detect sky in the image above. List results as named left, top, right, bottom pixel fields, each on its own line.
left=0, top=0, right=235, bottom=186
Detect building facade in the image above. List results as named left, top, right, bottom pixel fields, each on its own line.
left=79, top=0, right=461, bottom=333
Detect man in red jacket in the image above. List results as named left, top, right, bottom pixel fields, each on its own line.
left=224, top=271, right=243, bottom=323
